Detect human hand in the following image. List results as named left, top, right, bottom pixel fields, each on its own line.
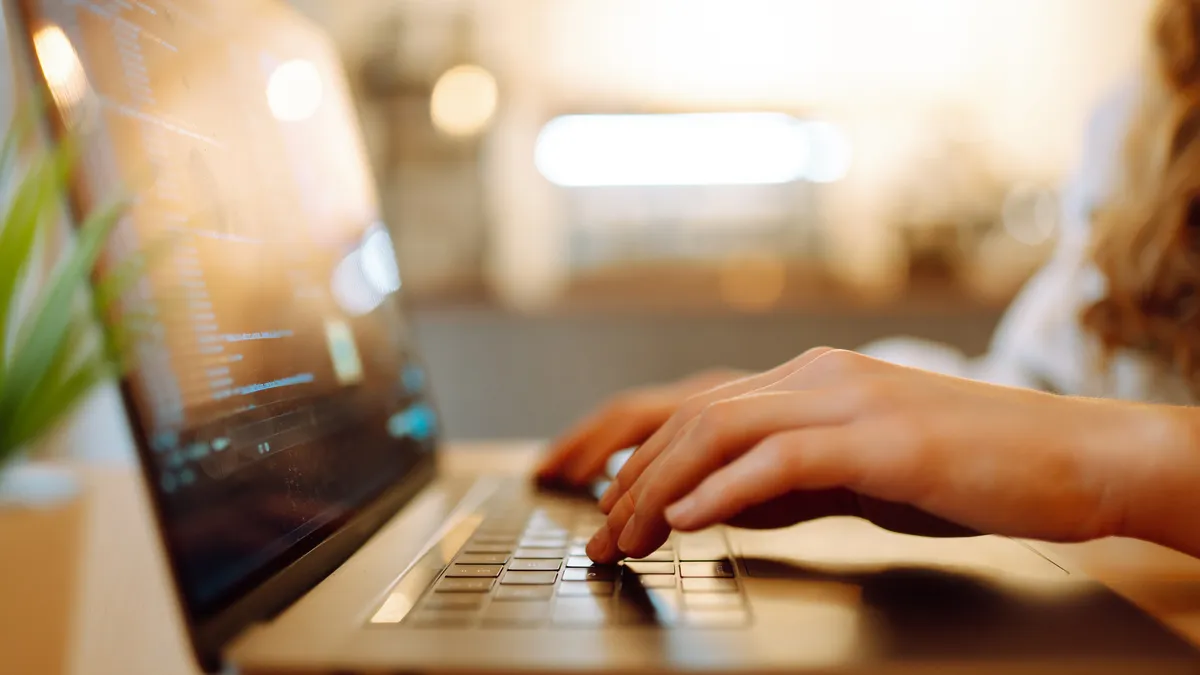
left=535, top=369, right=749, bottom=486
left=586, top=348, right=1189, bottom=563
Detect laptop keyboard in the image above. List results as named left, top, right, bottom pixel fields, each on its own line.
left=403, top=503, right=750, bottom=629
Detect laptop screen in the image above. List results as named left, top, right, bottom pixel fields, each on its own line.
left=16, top=0, right=438, bottom=621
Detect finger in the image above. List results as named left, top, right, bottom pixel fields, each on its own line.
left=536, top=391, right=673, bottom=483
left=598, top=347, right=834, bottom=513
left=590, top=416, right=709, bottom=561
left=562, top=409, right=670, bottom=485
left=724, top=489, right=857, bottom=530
left=616, top=389, right=862, bottom=558
left=665, top=428, right=862, bottom=532
left=586, top=487, right=637, bottom=563
left=536, top=409, right=612, bottom=478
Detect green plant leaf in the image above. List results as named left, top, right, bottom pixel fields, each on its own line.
left=100, top=308, right=157, bottom=372
left=1, top=314, right=90, bottom=453
left=0, top=194, right=125, bottom=425
left=0, top=356, right=110, bottom=454
left=0, top=101, right=39, bottom=181
left=0, top=135, right=76, bottom=377
left=92, top=231, right=178, bottom=314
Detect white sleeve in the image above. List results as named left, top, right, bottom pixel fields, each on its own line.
left=862, top=80, right=1137, bottom=391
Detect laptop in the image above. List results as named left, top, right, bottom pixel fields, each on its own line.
left=7, top=0, right=1200, bottom=672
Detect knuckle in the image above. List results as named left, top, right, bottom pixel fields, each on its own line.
left=808, top=348, right=864, bottom=377
left=797, top=346, right=835, bottom=363
left=843, top=378, right=895, bottom=410
left=692, top=401, right=733, bottom=445
left=677, top=392, right=710, bottom=420
left=756, top=433, right=798, bottom=476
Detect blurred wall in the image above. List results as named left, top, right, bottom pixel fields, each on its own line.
left=286, top=0, right=1154, bottom=439
left=413, top=307, right=1002, bottom=440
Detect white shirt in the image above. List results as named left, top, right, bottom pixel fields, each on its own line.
left=863, top=82, right=1196, bottom=404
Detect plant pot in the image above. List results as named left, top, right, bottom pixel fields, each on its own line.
left=0, top=462, right=86, bottom=675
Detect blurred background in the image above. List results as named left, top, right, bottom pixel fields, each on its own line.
left=273, top=0, right=1155, bottom=440
left=8, top=0, right=1156, bottom=444
left=278, top=0, right=1153, bottom=440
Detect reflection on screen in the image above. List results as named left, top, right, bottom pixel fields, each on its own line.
left=22, top=0, right=438, bottom=618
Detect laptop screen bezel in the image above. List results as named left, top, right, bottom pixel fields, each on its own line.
left=4, top=2, right=442, bottom=671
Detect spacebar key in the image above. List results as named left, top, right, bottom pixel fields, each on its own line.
left=553, top=598, right=617, bottom=626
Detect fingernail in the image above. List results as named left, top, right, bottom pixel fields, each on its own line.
left=586, top=526, right=611, bottom=560
left=665, top=497, right=697, bottom=527
left=598, top=482, right=620, bottom=513
left=616, top=515, right=639, bottom=552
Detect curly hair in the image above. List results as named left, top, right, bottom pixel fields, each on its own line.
left=1082, top=0, right=1200, bottom=387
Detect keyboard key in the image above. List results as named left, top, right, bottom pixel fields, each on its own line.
left=495, top=585, right=555, bottom=601
left=679, top=561, right=735, bottom=578
left=558, top=581, right=615, bottom=596
left=681, top=578, right=738, bottom=593
left=525, top=524, right=569, bottom=536
left=524, top=527, right=569, bottom=538
left=501, top=570, right=559, bottom=585
left=629, top=550, right=674, bottom=562
left=455, top=553, right=509, bottom=565
left=528, top=508, right=567, bottom=521
left=483, top=602, right=550, bottom=625
left=514, top=547, right=566, bottom=559
left=553, top=597, right=617, bottom=626
left=520, top=537, right=568, bottom=548
left=563, top=567, right=618, bottom=582
left=625, top=574, right=677, bottom=589
left=508, top=558, right=562, bottom=571
left=566, top=556, right=597, bottom=568
left=683, top=593, right=744, bottom=610
left=624, top=561, right=675, bottom=575
left=445, top=564, right=504, bottom=578
left=423, top=593, right=486, bottom=609
left=619, top=590, right=682, bottom=626
left=436, top=577, right=494, bottom=593
left=684, top=609, right=750, bottom=628
left=677, top=546, right=728, bottom=562
left=464, top=543, right=513, bottom=554
left=676, top=533, right=726, bottom=559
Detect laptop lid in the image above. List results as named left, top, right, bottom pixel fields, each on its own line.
left=8, top=0, right=440, bottom=670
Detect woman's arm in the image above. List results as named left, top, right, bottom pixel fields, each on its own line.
left=584, top=349, right=1200, bottom=563
left=1119, top=405, right=1200, bottom=557
left=863, top=81, right=1140, bottom=394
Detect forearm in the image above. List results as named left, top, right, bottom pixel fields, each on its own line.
left=1116, top=405, right=1200, bottom=558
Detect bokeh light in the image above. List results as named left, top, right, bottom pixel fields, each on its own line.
left=430, top=64, right=499, bottom=137
left=719, top=254, right=787, bottom=312
left=33, top=24, right=88, bottom=110
left=266, top=59, right=324, bottom=122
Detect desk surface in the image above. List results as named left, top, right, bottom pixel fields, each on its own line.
left=71, top=443, right=1200, bottom=675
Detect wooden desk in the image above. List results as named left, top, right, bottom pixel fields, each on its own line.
left=68, top=443, right=1200, bottom=675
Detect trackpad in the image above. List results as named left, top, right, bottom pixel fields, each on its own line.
left=731, top=519, right=1199, bottom=662
left=732, top=517, right=1066, bottom=580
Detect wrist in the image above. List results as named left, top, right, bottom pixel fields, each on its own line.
left=1115, top=405, right=1200, bottom=556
